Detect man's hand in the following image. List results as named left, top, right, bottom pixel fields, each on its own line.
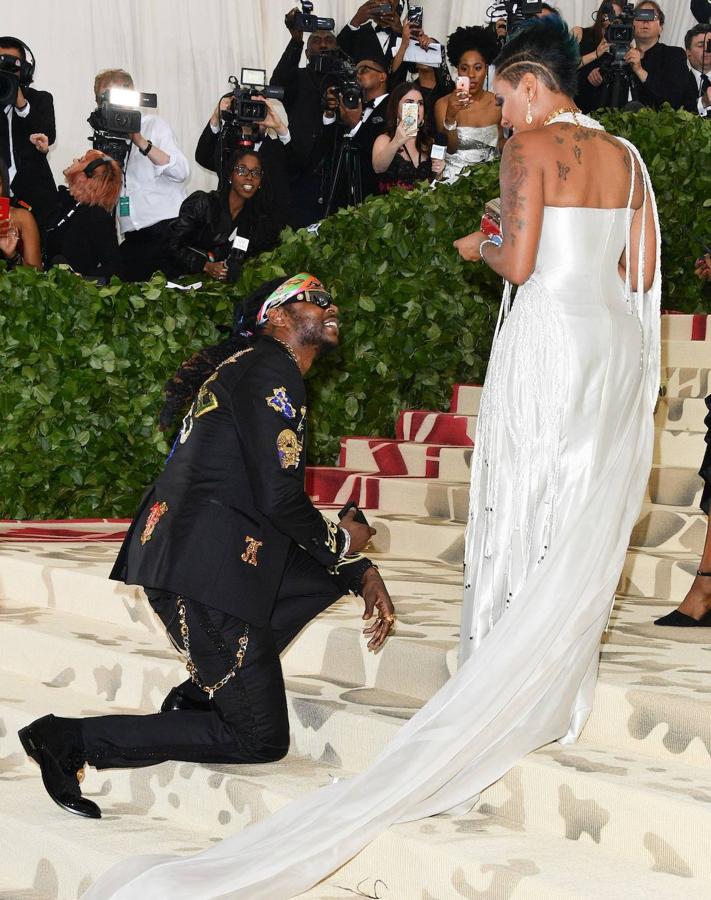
left=625, top=46, right=645, bottom=78
left=14, top=86, right=25, bottom=109
left=340, top=506, right=376, bottom=554
left=352, top=1, right=381, bottom=27
left=378, top=10, right=403, bottom=35
left=30, top=133, right=49, bottom=153
left=339, top=97, right=362, bottom=129
left=454, top=230, right=487, bottom=262
left=588, top=67, right=604, bottom=87
left=257, top=97, right=289, bottom=137
left=324, top=86, right=339, bottom=114
left=361, top=567, right=395, bottom=651
left=210, top=96, right=232, bottom=129
left=285, top=7, right=304, bottom=42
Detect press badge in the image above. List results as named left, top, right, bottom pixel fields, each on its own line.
left=119, top=196, right=130, bottom=217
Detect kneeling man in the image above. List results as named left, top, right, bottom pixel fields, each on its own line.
left=19, top=273, right=395, bottom=818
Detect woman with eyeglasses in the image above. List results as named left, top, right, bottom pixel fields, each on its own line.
left=167, top=148, right=284, bottom=281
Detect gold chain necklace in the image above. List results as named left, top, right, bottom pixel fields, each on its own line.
left=542, top=106, right=583, bottom=127
left=272, top=337, right=300, bottom=368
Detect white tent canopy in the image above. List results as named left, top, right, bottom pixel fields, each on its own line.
left=4, top=1, right=698, bottom=193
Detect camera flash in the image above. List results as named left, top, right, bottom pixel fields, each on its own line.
left=109, top=87, right=141, bottom=108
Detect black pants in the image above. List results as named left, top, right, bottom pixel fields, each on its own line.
left=119, top=219, right=172, bottom=282
left=82, top=547, right=342, bottom=769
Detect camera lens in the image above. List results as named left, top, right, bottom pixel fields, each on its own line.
left=0, top=71, right=18, bottom=107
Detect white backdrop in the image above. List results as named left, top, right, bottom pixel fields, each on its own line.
left=5, top=1, right=697, bottom=193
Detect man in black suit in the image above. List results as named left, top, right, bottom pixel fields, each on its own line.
left=692, top=0, right=711, bottom=24
left=337, top=0, right=404, bottom=72
left=624, top=2, right=693, bottom=109
left=18, top=274, right=396, bottom=819
left=324, top=57, right=389, bottom=209
left=270, top=10, right=338, bottom=226
left=683, top=23, right=711, bottom=115
left=0, top=37, right=56, bottom=227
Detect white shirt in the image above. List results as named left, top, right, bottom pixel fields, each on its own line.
left=3, top=100, right=30, bottom=190
left=119, top=113, right=190, bottom=234
left=323, top=92, right=388, bottom=135
left=689, top=64, right=710, bottom=116
left=348, top=20, right=394, bottom=57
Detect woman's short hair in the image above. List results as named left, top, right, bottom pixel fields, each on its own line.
left=383, top=83, right=431, bottom=153
left=447, top=25, right=499, bottom=68
left=64, top=150, right=123, bottom=212
left=494, top=15, right=580, bottom=98
left=93, top=68, right=134, bottom=105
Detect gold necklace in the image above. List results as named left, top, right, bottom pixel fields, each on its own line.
left=542, top=106, right=582, bottom=127
left=272, top=337, right=300, bottom=368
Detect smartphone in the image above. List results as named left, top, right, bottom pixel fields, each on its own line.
left=456, top=75, right=470, bottom=95
left=402, top=101, right=419, bottom=136
left=373, top=2, right=392, bottom=17
left=408, top=4, right=424, bottom=31
left=338, top=501, right=370, bottom=527
left=0, top=197, right=9, bottom=222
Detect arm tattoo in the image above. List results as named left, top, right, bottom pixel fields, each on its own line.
left=500, top=138, right=528, bottom=247
left=557, top=161, right=570, bottom=181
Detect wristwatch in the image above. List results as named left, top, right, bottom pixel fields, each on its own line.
left=139, top=140, right=153, bottom=156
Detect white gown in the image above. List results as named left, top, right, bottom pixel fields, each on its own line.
left=84, top=115, right=661, bottom=900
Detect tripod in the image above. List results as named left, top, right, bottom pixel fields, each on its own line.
left=325, top=133, right=363, bottom=217
left=599, top=62, right=635, bottom=109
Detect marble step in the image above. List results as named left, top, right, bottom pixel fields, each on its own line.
left=3, top=760, right=708, bottom=900
left=662, top=340, right=711, bottom=369
left=449, top=383, right=483, bottom=415
left=660, top=313, right=709, bottom=342
left=662, top=366, right=711, bottom=399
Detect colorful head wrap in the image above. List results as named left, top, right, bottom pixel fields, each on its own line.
left=256, top=273, right=333, bottom=326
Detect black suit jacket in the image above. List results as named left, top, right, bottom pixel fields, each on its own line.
left=692, top=0, right=711, bottom=23
left=270, top=39, right=324, bottom=170
left=337, top=23, right=396, bottom=70
left=682, top=68, right=710, bottom=114
left=110, top=337, right=370, bottom=624
left=635, top=42, right=693, bottom=110
left=349, top=96, right=388, bottom=200
left=0, top=87, right=57, bottom=226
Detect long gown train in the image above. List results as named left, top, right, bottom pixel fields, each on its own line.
left=84, top=118, right=661, bottom=899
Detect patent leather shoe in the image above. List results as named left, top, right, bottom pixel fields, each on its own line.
left=654, top=608, right=711, bottom=627
left=18, top=715, right=101, bottom=819
left=161, top=685, right=213, bottom=713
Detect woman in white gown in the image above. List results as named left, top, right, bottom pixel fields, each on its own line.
left=86, top=17, right=660, bottom=899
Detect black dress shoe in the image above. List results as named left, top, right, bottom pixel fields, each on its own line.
left=654, top=608, right=711, bottom=627
left=18, top=715, right=101, bottom=819
left=160, top=685, right=213, bottom=713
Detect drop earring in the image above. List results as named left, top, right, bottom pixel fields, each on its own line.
left=526, top=95, right=533, bottom=125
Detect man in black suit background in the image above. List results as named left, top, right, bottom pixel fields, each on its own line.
left=683, top=23, right=711, bottom=115
left=18, top=274, right=396, bottom=819
left=270, top=10, right=338, bottom=227
left=692, top=0, right=711, bottom=24
left=0, top=37, right=56, bottom=227
left=624, top=2, right=692, bottom=109
left=338, top=0, right=404, bottom=73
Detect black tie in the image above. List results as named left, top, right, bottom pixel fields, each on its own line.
left=702, top=73, right=711, bottom=92
left=0, top=109, right=10, bottom=170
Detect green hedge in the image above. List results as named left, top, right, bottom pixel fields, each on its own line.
left=0, top=107, right=708, bottom=519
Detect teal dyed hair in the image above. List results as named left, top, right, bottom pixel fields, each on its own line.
left=494, top=15, right=581, bottom=97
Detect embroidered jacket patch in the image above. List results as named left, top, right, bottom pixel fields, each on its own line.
left=266, top=386, right=297, bottom=420
left=277, top=429, right=301, bottom=469
left=141, top=501, right=168, bottom=545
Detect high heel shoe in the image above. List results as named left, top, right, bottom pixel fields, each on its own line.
left=654, top=569, right=711, bottom=627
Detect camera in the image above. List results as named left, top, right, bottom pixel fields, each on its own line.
left=486, top=1, right=543, bottom=34
left=0, top=53, right=23, bottom=106
left=222, top=69, right=285, bottom=128
left=292, top=1, right=335, bottom=33
left=88, top=87, right=158, bottom=166
left=602, top=2, right=656, bottom=65
left=313, top=51, right=365, bottom=110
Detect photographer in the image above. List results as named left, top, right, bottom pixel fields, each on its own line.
left=684, top=24, right=711, bottom=115
left=625, top=2, right=690, bottom=109
left=93, top=69, right=189, bottom=282
left=0, top=156, right=41, bottom=269
left=0, top=37, right=56, bottom=228
left=43, top=150, right=123, bottom=279
left=324, top=57, right=389, bottom=206
left=372, top=84, right=443, bottom=193
left=269, top=9, right=337, bottom=226
left=575, top=3, right=622, bottom=112
left=338, top=1, right=404, bottom=72
left=167, top=148, right=284, bottom=282
left=195, top=94, right=295, bottom=228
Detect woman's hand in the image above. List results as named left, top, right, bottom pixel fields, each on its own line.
left=0, top=216, right=20, bottom=260
left=445, top=89, right=470, bottom=123
left=453, top=230, right=487, bottom=262
left=204, top=260, right=228, bottom=280
left=259, top=98, right=289, bottom=137
left=595, top=38, right=610, bottom=58
left=394, top=118, right=413, bottom=148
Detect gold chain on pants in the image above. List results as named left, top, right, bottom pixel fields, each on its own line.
left=176, top=596, right=250, bottom=700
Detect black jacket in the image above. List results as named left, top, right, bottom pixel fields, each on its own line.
left=110, top=338, right=371, bottom=624
left=337, top=23, right=397, bottom=70
left=682, top=68, right=711, bottom=115
left=270, top=39, right=325, bottom=170
left=635, top=42, right=695, bottom=110
left=195, top=123, right=295, bottom=226
left=0, top=87, right=57, bottom=226
left=692, top=0, right=711, bottom=23
left=166, top=188, right=282, bottom=277
left=43, top=187, right=123, bottom=279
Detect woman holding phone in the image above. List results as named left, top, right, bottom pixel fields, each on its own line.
left=0, top=158, right=41, bottom=270
left=372, top=83, right=444, bottom=193
left=434, top=25, right=504, bottom=183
